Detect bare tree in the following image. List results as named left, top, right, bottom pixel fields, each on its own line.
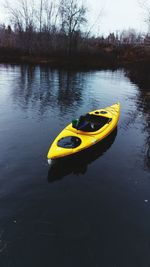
left=6, top=0, right=36, bottom=32
left=39, top=0, right=44, bottom=33
left=5, top=0, right=38, bottom=53
left=58, top=0, right=87, bottom=53
left=139, top=0, right=150, bottom=33
left=119, top=29, right=140, bottom=44
left=42, top=1, right=59, bottom=34
left=4, top=0, right=88, bottom=54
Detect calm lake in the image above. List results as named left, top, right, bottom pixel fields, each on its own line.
left=0, top=64, right=150, bottom=267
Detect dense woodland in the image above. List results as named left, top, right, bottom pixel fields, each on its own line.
left=0, top=0, right=150, bottom=67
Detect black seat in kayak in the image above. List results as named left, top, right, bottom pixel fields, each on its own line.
left=73, top=113, right=111, bottom=132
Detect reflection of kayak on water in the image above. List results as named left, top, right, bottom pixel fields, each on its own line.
left=47, top=103, right=120, bottom=162
left=47, top=128, right=118, bottom=182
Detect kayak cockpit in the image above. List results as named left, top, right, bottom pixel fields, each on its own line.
left=72, top=113, right=112, bottom=132
left=57, top=136, right=81, bottom=149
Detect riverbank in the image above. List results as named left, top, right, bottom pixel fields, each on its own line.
left=0, top=45, right=150, bottom=69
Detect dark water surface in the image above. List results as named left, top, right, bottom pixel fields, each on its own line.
left=0, top=64, right=150, bottom=267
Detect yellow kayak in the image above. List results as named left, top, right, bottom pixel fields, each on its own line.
left=47, top=103, right=120, bottom=161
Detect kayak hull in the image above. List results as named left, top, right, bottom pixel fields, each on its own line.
left=47, top=103, right=120, bottom=160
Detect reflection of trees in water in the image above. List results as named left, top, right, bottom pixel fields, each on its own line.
left=146, top=137, right=150, bottom=169
left=57, top=71, right=83, bottom=114
left=12, top=66, right=85, bottom=116
left=125, top=66, right=150, bottom=91
left=125, top=66, right=150, bottom=170
left=12, top=65, right=58, bottom=113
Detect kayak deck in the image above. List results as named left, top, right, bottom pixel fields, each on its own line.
left=47, top=103, right=120, bottom=160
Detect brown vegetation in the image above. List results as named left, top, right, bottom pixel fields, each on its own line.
left=0, top=0, right=150, bottom=68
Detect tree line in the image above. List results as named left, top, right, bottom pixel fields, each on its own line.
left=0, top=0, right=88, bottom=55
left=0, top=0, right=150, bottom=65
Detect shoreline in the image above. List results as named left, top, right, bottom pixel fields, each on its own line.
left=0, top=45, right=150, bottom=70
left=0, top=56, right=149, bottom=70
